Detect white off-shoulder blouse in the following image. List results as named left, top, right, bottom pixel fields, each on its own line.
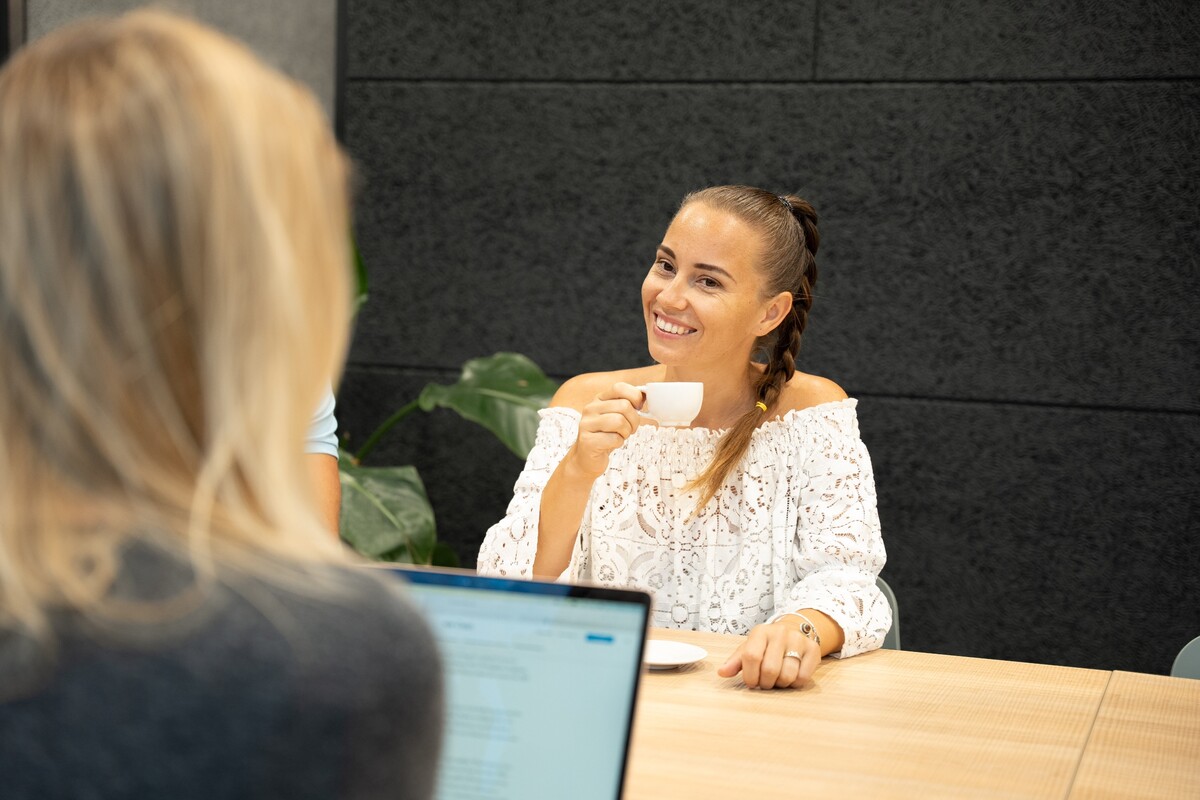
left=477, top=398, right=890, bottom=657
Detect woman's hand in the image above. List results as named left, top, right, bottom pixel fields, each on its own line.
left=565, top=381, right=645, bottom=479
left=717, top=618, right=822, bottom=689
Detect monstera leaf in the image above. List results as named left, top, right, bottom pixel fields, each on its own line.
left=338, top=462, right=440, bottom=564
left=338, top=352, right=555, bottom=567
left=417, top=352, right=557, bottom=458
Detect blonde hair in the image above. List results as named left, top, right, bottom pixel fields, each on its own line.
left=0, top=10, right=353, bottom=638
left=682, top=186, right=820, bottom=510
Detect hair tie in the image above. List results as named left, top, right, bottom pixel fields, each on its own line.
left=755, top=401, right=768, bottom=413
left=778, top=195, right=794, bottom=212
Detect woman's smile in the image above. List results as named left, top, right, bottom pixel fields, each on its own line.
left=653, top=313, right=697, bottom=337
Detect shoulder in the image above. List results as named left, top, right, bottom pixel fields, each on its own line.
left=775, top=371, right=849, bottom=414
left=550, top=366, right=661, bottom=412
left=238, top=565, right=444, bottom=715
left=220, top=565, right=445, bottom=795
left=204, top=563, right=437, bottom=665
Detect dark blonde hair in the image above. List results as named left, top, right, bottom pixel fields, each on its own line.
left=0, top=11, right=353, bottom=637
left=683, top=185, right=820, bottom=509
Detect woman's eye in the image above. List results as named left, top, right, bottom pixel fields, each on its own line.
left=654, top=259, right=675, bottom=274
left=698, top=276, right=721, bottom=289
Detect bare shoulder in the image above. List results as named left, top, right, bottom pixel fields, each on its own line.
left=550, top=366, right=661, bottom=411
left=777, top=371, right=849, bottom=413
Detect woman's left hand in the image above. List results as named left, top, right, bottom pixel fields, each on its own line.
left=717, top=618, right=821, bottom=689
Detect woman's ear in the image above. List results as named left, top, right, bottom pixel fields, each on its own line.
left=755, top=291, right=794, bottom=337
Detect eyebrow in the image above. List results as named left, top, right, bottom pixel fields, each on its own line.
left=658, top=245, right=737, bottom=283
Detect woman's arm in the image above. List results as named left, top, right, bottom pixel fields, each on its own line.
left=306, top=453, right=341, bottom=535
left=531, top=446, right=599, bottom=578
left=305, top=388, right=341, bottom=535
left=779, top=406, right=890, bottom=657
left=720, top=403, right=888, bottom=689
left=532, top=379, right=644, bottom=578
left=476, top=409, right=579, bottom=578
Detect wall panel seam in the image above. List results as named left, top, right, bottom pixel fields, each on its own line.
left=341, top=365, right=1200, bottom=417
left=345, top=76, right=1200, bottom=88
left=852, top=392, right=1200, bottom=417
left=811, top=0, right=821, bottom=82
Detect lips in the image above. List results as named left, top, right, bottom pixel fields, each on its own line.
left=654, top=313, right=697, bottom=336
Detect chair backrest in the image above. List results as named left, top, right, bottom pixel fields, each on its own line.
left=877, top=576, right=901, bottom=650
left=1170, top=635, right=1200, bottom=679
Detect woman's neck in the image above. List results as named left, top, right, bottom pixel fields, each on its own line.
left=659, top=361, right=760, bottom=430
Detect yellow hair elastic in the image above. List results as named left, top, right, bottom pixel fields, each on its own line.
left=755, top=401, right=768, bottom=413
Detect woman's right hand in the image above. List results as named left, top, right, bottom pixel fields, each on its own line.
left=565, top=381, right=645, bottom=479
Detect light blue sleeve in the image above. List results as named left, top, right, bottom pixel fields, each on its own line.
left=306, top=387, right=339, bottom=459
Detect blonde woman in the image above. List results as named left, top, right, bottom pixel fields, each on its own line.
left=480, top=186, right=890, bottom=689
left=0, top=11, right=441, bottom=797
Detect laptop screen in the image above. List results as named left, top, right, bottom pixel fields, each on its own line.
left=386, top=567, right=651, bottom=800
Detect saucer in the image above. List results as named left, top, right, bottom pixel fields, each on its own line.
left=643, top=639, right=707, bottom=670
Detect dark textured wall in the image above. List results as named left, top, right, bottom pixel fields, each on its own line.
left=2, top=6, right=9, bottom=63
left=339, top=0, right=1200, bottom=675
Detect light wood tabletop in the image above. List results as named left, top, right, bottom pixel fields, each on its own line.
left=1069, top=670, right=1200, bottom=799
left=625, top=628, right=1199, bottom=799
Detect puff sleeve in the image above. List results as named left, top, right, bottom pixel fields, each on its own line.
left=772, top=407, right=890, bottom=657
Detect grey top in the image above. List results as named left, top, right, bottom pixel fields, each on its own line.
left=0, top=542, right=443, bottom=799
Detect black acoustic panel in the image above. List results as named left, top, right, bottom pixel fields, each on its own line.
left=2, top=2, right=10, bottom=63
left=345, top=82, right=682, bottom=380
left=347, top=0, right=816, bottom=81
left=858, top=396, right=1200, bottom=675
left=810, top=81, right=1200, bottom=412
left=345, top=80, right=1200, bottom=411
left=818, top=0, right=1200, bottom=80
left=337, top=366, right=529, bottom=569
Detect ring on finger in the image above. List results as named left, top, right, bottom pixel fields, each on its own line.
left=784, top=650, right=803, bottom=661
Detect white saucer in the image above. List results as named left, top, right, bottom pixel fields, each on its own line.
left=643, top=639, right=708, bottom=670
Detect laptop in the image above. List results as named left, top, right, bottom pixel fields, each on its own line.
left=383, top=566, right=652, bottom=800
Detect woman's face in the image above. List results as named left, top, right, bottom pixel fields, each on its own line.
left=642, top=202, right=791, bottom=370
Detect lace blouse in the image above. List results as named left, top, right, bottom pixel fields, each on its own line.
left=478, top=398, right=890, bottom=657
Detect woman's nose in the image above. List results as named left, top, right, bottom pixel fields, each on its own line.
left=657, top=276, right=688, bottom=309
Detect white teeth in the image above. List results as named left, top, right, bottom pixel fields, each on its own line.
left=655, top=316, right=696, bottom=335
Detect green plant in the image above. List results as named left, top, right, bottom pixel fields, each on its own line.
left=337, top=352, right=557, bottom=566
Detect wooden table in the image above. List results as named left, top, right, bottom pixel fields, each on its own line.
left=625, top=629, right=1200, bottom=799
left=1070, top=670, right=1200, bottom=799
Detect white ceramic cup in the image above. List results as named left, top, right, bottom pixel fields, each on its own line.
left=635, top=382, right=703, bottom=427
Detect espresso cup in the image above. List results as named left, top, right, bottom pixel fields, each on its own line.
left=635, top=382, right=703, bottom=427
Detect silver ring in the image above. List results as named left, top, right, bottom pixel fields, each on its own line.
left=784, top=650, right=802, bottom=661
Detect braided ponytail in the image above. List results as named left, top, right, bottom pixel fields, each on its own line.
left=683, top=187, right=820, bottom=510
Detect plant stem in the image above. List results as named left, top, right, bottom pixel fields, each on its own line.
left=354, top=399, right=419, bottom=462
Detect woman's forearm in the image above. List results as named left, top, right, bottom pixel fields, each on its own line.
left=533, top=445, right=599, bottom=578
left=774, top=608, right=846, bottom=657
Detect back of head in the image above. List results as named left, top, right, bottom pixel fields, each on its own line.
left=0, top=10, right=353, bottom=635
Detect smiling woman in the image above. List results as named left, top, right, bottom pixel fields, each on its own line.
left=479, top=184, right=891, bottom=691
